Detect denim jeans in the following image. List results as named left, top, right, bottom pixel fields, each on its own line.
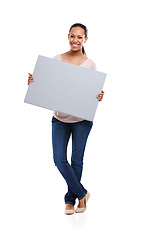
left=52, top=116, right=93, bottom=205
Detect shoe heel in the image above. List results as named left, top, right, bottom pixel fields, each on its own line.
left=75, top=192, right=90, bottom=213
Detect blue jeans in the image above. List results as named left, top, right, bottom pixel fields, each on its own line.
left=52, top=116, right=93, bottom=205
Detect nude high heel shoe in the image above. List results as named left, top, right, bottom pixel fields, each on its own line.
left=75, top=192, right=90, bottom=213
left=65, top=204, right=75, bottom=215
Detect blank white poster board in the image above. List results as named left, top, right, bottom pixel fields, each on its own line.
left=24, top=55, right=106, bottom=121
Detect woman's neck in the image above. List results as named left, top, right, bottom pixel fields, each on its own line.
left=68, top=49, right=84, bottom=57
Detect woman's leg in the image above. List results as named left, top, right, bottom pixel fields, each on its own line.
left=65, top=120, right=93, bottom=205
left=52, top=117, right=87, bottom=205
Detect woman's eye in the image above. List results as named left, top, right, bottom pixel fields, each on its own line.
left=70, top=36, right=82, bottom=39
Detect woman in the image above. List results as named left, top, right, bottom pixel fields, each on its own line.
left=28, top=23, right=104, bottom=215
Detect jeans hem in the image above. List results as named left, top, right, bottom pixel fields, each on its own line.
left=78, top=190, right=87, bottom=200
left=65, top=201, right=75, bottom=206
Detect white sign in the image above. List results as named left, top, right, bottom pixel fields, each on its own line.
left=24, top=55, right=106, bottom=121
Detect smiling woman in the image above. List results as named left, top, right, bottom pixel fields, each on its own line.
left=68, top=23, right=88, bottom=56
left=27, top=23, right=104, bottom=215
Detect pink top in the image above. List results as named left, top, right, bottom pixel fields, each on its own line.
left=53, top=54, right=97, bottom=123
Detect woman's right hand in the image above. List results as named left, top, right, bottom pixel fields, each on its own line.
left=28, top=73, right=34, bottom=85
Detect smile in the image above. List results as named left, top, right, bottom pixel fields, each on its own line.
left=71, top=44, right=79, bottom=47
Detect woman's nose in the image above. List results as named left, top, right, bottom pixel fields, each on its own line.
left=73, top=37, right=79, bottom=41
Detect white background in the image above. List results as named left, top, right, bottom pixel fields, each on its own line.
left=0, top=0, right=160, bottom=239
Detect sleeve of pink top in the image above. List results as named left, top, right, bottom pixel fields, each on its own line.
left=52, top=54, right=97, bottom=123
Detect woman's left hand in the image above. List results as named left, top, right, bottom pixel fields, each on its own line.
left=96, top=91, right=104, bottom=102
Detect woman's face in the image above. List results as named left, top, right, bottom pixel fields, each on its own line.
left=68, top=27, right=88, bottom=52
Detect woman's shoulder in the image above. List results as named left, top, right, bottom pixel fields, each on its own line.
left=86, top=57, right=97, bottom=70
left=53, top=54, right=61, bottom=60
left=54, top=52, right=69, bottom=59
